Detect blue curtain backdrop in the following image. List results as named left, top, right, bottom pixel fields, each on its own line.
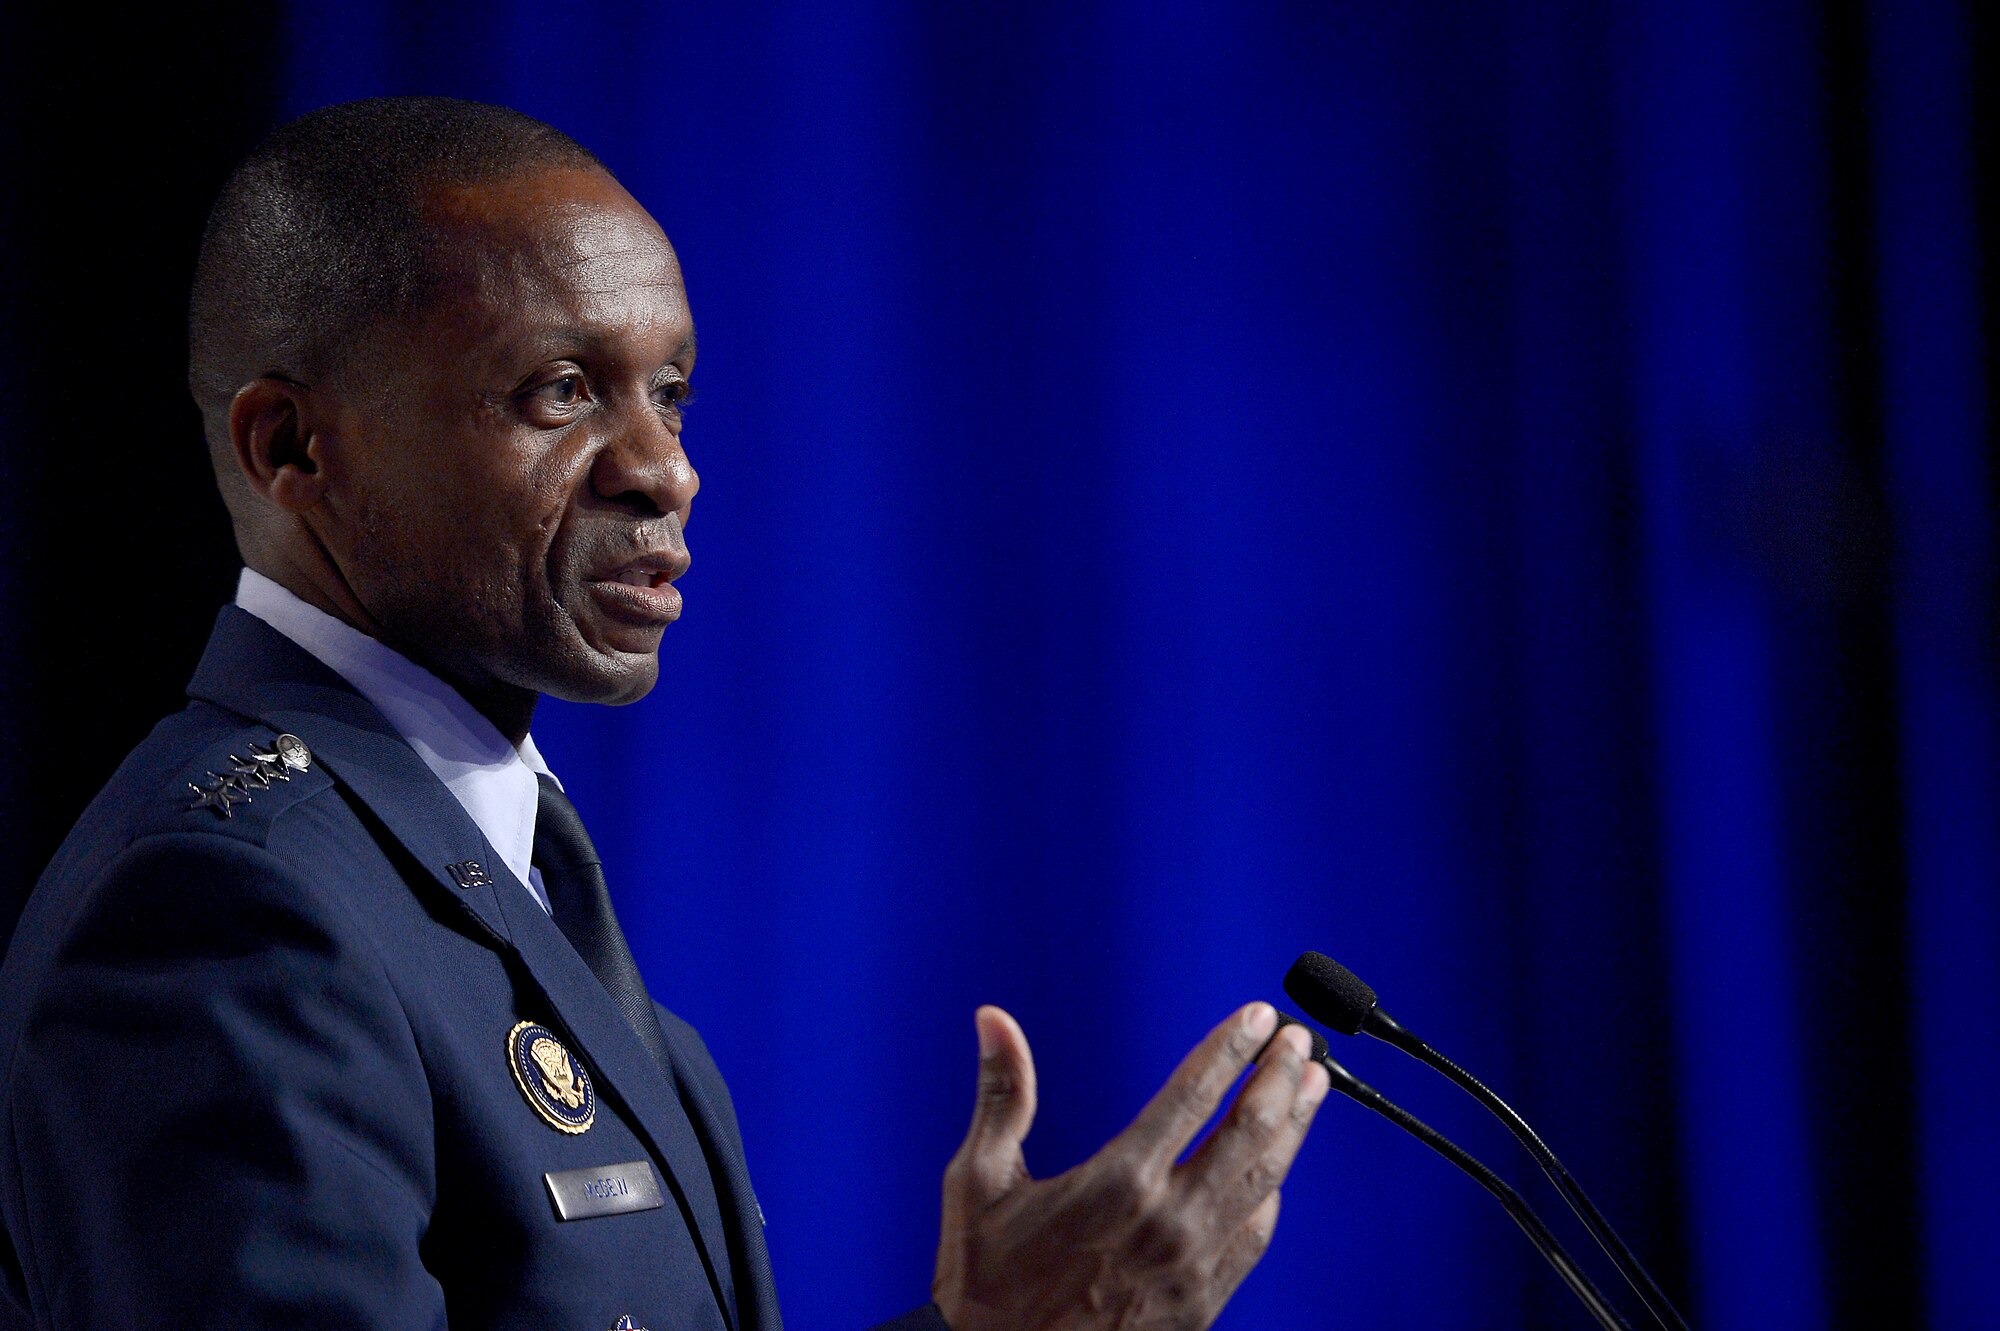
left=3, top=2, right=1992, bottom=1328
left=281, top=3, right=1995, bottom=1327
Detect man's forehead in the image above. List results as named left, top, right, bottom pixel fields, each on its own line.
left=414, top=165, right=692, bottom=361
left=424, top=167, right=682, bottom=289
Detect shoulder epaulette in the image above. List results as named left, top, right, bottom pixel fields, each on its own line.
left=161, top=728, right=332, bottom=841
left=183, top=733, right=315, bottom=818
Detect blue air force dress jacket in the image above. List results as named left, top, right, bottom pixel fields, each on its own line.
left=0, top=607, right=947, bottom=1331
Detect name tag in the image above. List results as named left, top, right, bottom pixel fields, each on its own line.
left=544, top=1160, right=665, bottom=1221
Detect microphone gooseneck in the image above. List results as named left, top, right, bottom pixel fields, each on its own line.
left=1264, top=1015, right=1631, bottom=1331
left=1283, top=954, right=1690, bottom=1331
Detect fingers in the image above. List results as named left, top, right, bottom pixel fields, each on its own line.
left=1183, top=1025, right=1329, bottom=1226
left=970, top=1005, right=1037, bottom=1146
left=1205, top=1188, right=1283, bottom=1317
left=1113, top=1002, right=1280, bottom=1172
left=946, top=1006, right=1038, bottom=1211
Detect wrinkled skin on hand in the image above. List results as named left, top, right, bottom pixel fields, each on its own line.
left=932, top=1004, right=1330, bottom=1331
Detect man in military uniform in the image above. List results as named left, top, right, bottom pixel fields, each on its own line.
left=0, top=98, right=1329, bottom=1329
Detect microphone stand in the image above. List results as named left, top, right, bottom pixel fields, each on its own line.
left=1360, top=1009, right=1689, bottom=1331
left=1272, top=1017, right=1632, bottom=1330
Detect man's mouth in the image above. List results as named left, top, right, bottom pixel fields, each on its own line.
left=610, top=567, right=676, bottom=590
left=584, top=552, right=691, bottom=630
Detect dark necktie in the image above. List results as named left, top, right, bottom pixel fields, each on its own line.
left=532, top=774, right=677, bottom=1090
left=534, top=779, right=743, bottom=1319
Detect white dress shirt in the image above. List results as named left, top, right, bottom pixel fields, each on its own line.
left=234, top=567, right=555, bottom=913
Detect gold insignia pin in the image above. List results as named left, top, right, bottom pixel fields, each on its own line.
left=507, top=1020, right=595, bottom=1134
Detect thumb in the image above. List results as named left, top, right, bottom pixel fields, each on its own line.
left=949, top=1005, right=1038, bottom=1206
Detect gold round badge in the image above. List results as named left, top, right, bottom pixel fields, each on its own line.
left=507, top=1020, right=596, bottom=1134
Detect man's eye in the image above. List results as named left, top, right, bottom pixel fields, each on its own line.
left=653, top=381, right=695, bottom=413
left=535, top=374, right=586, bottom=406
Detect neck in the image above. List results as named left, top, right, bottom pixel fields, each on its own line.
left=458, top=681, right=539, bottom=748
left=246, top=553, right=540, bottom=747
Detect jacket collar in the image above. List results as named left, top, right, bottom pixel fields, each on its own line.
left=233, top=568, right=553, bottom=903
left=189, top=607, right=518, bottom=943
left=186, top=607, right=739, bottom=1328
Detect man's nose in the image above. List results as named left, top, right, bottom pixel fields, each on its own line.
left=590, top=404, right=698, bottom=523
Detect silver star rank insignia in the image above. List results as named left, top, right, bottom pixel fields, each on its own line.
left=187, top=776, right=249, bottom=818
left=186, top=734, right=315, bottom=818
left=227, top=755, right=275, bottom=791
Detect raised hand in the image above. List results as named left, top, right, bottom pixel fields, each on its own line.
left=931, top=1003, right=1330, bottom=1331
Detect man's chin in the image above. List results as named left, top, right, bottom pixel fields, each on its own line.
left=535, top=650, right=661, bottom=707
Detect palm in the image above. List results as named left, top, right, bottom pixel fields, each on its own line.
left=932, top=1005, right=1328, bottom=1331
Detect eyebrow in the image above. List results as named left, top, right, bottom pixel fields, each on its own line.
left=513, top=325, right=697, bottom=368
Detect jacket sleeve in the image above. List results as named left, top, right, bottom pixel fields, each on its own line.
left=3, top=833, right=446, bottom=1329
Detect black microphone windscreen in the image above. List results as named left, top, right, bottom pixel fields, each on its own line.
left=1273, top=1011, right=1331, bottom=1063
left=1285, top=951, right=1378, bottom=1035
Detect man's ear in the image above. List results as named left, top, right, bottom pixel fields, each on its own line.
left=227, top=377, right=331, bottom=511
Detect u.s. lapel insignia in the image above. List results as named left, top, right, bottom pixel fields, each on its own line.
left=611, top=1318, right=649, bottom=1330
left=446, top=860, right=495, bottom=890
left=507, top=1021, right=596, bottom=1134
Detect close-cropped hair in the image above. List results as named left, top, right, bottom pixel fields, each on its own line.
left=187, top=95, right=602, bottom=439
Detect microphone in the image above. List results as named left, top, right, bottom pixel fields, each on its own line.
left=1264, top=1015, right=1631, bottom=1330
left=1283, top=953, right=1689, bottom=1331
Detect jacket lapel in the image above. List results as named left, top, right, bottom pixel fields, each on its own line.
left=186, top=608, right=738, bottom=1329
left=482, top=868, right=738, bottom=1328
left=669, top=1029, right=781, bottom=1331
